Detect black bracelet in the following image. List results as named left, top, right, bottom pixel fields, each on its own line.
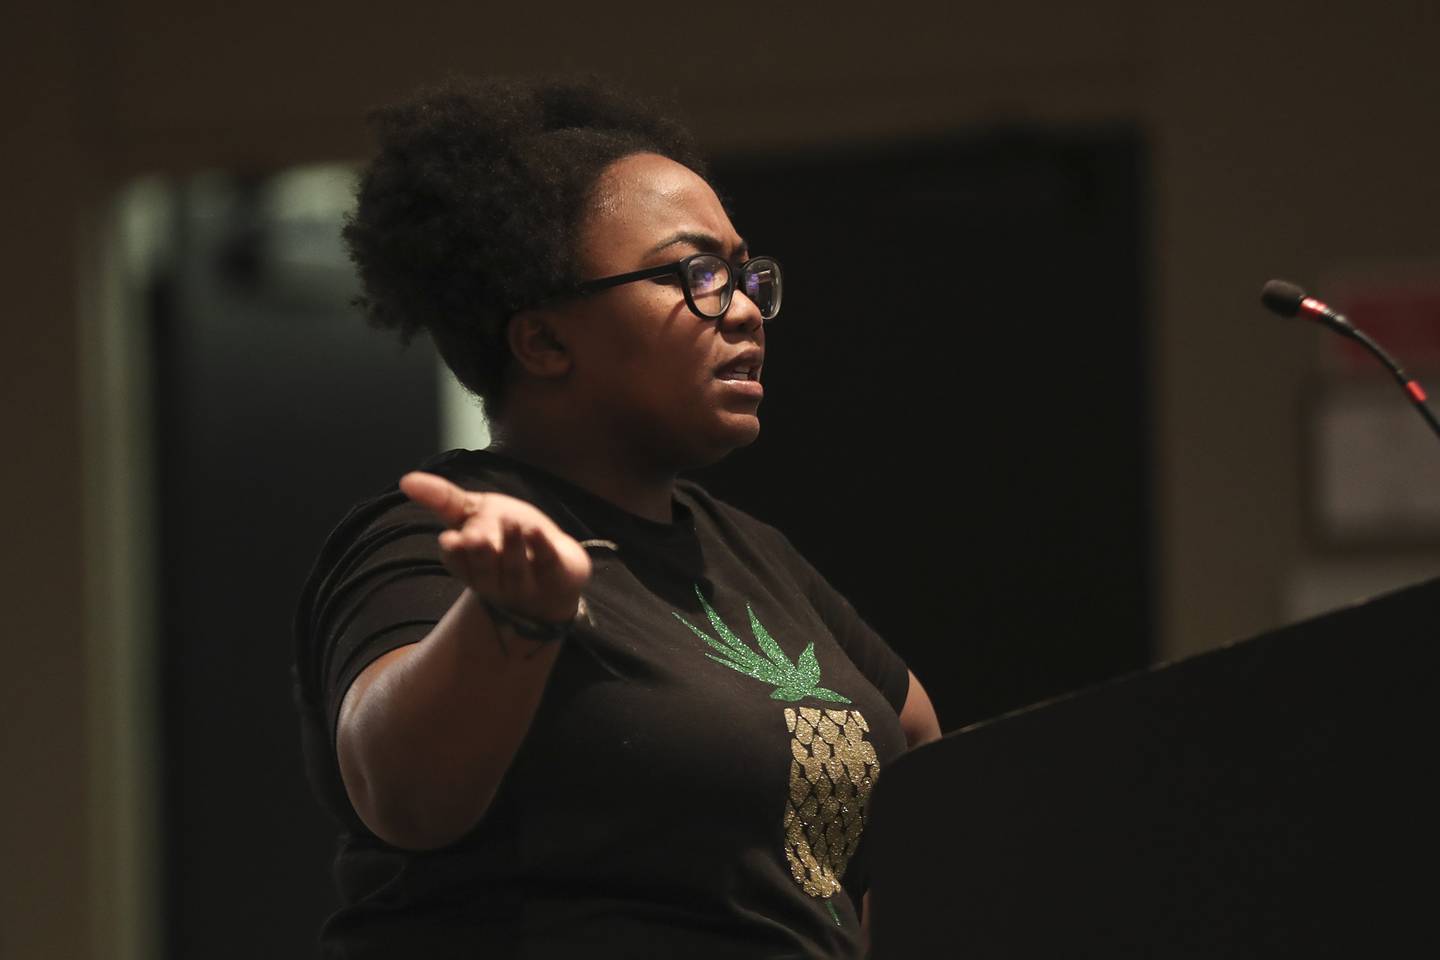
left=480, top=596, right=589, bottom=644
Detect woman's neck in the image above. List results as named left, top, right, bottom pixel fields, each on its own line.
left=486, top=424, right=677, bottom=525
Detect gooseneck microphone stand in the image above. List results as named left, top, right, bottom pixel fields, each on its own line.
left=1261, top=278, right=1440, bottom=443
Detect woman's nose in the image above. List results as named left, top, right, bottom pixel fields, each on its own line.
left=722, top=287, right=764, bottom=334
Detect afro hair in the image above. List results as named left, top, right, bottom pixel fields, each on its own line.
left=342, top=75, right=707, bottom=413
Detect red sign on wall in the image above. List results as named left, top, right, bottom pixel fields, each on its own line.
left=1322, top=266, right=1440, bottom=375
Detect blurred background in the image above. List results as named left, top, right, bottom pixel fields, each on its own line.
left=4, top=1, right=1439, bottom=957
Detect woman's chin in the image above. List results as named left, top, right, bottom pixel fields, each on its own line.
left=719, top=410, right=761, bottom=447
left=684, top=413, right=760, bottom=468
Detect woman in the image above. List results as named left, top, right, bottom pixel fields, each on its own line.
left=294, top=76, right=941, bottom=959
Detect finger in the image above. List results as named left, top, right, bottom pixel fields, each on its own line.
left=446, top=518, right=500, bottom=562
left=399, top=472, right=476, bottom=527
left=498, top=518, right=534, bottom=594
left=530, top=533, right=593, bottom=606
left=441, top=533, right=498, bottom=589
left=524, top=527, right=560, bottom=574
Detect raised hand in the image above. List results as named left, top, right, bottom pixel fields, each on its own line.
left=399, top=471, right=592, bottom=624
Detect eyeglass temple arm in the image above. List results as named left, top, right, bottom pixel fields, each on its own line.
left=574, top=262, right=682, bottom=295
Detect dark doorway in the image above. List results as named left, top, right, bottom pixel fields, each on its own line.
left=147, top=172, right=439, bottom=959
left=701, top=129, right=1152, bottom=730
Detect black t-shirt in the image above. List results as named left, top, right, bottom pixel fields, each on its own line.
left=294, top=449, right=911, bottom=959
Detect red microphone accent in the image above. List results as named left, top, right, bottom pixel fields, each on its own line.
left=1406, top=381, right=1428, bottom=403
left=1300, top=297, right=1328, bottom=316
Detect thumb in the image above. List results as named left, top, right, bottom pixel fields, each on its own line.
left=398, top=471, right=473, bottom=527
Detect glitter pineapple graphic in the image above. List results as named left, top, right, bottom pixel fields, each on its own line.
left=673, top=587, right=881, bottom=925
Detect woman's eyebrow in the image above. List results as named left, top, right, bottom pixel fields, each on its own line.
left=646, top=231, right=748, bottom=258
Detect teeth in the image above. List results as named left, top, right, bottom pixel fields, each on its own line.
left=717, top=357, right=761, bottom=382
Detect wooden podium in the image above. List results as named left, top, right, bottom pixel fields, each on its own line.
left=867, top=577, right=1439, bottom=958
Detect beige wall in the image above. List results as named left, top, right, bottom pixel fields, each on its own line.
left=3, top=2, right=91, bottom=957
left=5, top=1, right=1437, bottom=955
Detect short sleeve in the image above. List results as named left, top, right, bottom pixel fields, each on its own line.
left=297, top=492, right=465, bottom=748
left=769, top=531, right=911, bottom=716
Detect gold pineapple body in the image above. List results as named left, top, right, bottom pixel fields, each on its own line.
left=783, top=707, right=879, bottom=897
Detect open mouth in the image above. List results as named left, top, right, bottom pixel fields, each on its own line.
left=715, top=352, right=763, bottom=382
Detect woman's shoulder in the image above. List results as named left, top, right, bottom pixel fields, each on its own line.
left=412, top=447, right=534, bottom=494
left=298, top=449, right=544, bottom=606
left=353, top=448, right=558, bottom=522
left=311, top=449, right=527, bottom=551
left=293, top=449, right=541, bottom=705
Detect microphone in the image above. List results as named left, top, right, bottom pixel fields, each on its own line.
left=1260, top=278, right=1440, bottom=442
left=1259, top=279, right=1356, bottom=335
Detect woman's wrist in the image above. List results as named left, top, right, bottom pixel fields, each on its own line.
left=477, top=595, right=589, bottom=644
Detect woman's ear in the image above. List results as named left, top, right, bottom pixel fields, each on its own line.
left=506, top=308, right=572, bottom=380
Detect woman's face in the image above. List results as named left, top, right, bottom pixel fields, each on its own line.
left=558, top=152, right=766, bottom=471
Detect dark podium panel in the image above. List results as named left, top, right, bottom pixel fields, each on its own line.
left=868, top=578, right=1439, bottom=958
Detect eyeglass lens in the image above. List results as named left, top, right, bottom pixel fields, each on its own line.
left=686, top=256, right=731, bottom=318
left=741, top=259, right=781, bottom=320
left=684, top=255, right=782, bottom=320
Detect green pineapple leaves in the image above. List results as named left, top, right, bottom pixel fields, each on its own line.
left=673, top=586, right=851, bottom=704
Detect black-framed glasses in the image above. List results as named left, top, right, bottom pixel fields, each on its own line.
left=574, top=253, right=782, bottom=321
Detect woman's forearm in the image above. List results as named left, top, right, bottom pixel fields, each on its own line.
left=336, top=588, right=568, bottom=850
